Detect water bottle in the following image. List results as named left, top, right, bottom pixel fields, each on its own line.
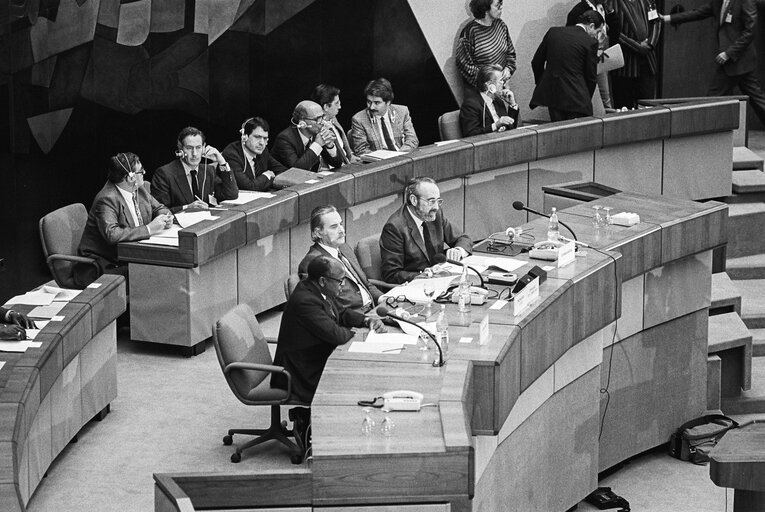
left=547, top=207, right=560, bottom=242
left=457, top=265, right=471, bottom=313
left=436, top=304, right=449, bottom=357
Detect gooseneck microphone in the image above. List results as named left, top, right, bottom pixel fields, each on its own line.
left=376, top=306, right=444, bottom=367
left=512, top=201, right=580, bottom=242
left=432, top=254, right=486, bottom=288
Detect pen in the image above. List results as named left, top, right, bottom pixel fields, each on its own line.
left=382, top=348, right=402, bottom=353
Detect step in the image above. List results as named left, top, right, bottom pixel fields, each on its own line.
left=727, top=203, right=765, bottom=258
left=732, top=169, right=765, bottom=194
left=726, top=254, right=765, bottom=280
left=722, top=356, right=765, bottom=415
left=724, top=191, right=765, bottom=204
left=733, top=146, right=765, bottom=171
left=753, top=329, right=765, bottom=357
left=708, top=312, right=752, bottom=395
left=736, top=279, right=765, bottom=329
left=711, top=272, right=742, bottom=315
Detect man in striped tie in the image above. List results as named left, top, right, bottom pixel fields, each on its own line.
left=350, top=78, right=419, bottom=155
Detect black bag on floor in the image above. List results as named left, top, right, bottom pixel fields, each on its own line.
left=668, top=414, right=738, bottom=464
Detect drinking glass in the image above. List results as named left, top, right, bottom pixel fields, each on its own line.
left=361, top=408, right=376, bottom=436
left=381, top=414, right=395, bottom=437
left=592, top=205, right=603, bottom=228
left=423, top=280, right=435, bottom=318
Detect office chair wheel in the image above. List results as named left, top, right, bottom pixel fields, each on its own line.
left=231, top=452, right=242, bottom=463
left=223, top=435, right=233, bottom=446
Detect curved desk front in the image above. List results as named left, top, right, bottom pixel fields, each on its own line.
left=154, top=191, right=726, bottom=511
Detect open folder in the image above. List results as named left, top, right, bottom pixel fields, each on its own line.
left=597, top=44, right=624, bottom=74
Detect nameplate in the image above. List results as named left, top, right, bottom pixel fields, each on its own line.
left=479, top=314, right=490, bottom=345
left=557, top=241, right=576, bottom=268
left=514, top=277, right=539, bottom=316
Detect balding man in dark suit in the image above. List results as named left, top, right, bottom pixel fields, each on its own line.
left=530, top=10, right=603, bottom=121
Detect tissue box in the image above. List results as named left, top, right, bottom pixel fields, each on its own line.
left=611, top=212, right=640, bottom=226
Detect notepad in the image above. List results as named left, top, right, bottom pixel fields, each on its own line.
left=0, top=341, right=42, bottom=353
left=29, top=302, right=67, bottom=319
left=221, top=191, right=275, bottom=205
left=347, top=342, right=405, bottom=354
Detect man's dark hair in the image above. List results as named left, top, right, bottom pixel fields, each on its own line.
left=309, top=205, right=338, bottom=242
left=310, top=84, right=341, bottom=108
left=242, top=117, right=269, bottom=136
left=469, top=0, right=493, bottom=19
left=177, top=126, right=205, bottom=148
left=307, top=255, right=334, bottom=281
left=107, top=152, right=140, bottom=184
left=476, top=64, right=503, bottom=92
left=577, top=9, right=604, bottom=28
left=364, top=78, right=394, bottom=103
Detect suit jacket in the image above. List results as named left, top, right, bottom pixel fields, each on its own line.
left=671, top=0, right=758, bottom=76
left=331, top=118, right=356, bottom=164
left=459, top=90, right=520, bottom=136
left=297, top=243, right=383, bottom=312
left=350, top=105, right=419, bottom=155
left=151, top=159, right=239, bottom=213
left=221, top=141, right=286, bottom=192
left=566, top=1, right=621, bottom=45
left=380, top=205, right=473, bottom=284
left=77, top=182, right=170, bottom=274
left=270, top=279, right=366, bottom=403
left=530, top=26, right=598, bottom=116
left=272, top=126, right=343, bottom=173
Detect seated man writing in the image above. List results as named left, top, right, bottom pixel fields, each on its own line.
left=0, top=307, right=36, bottom=341
left=380, top=177, right=473, bottom=284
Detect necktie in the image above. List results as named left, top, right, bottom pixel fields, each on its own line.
left=422, top=224, right=437, bottom=263
left=381, top=117, right=396, bottom=151
left=338, top=252, right=372, bottom=298
left=249, top=156, right=259, bottom=179
left=190, top=169, right=201, bottom=200
left=133, top=193, right=144, bottom=226
left=720, top=0, right=730, bottom=23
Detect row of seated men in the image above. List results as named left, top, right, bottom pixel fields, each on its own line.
left=73, top=67, right=515, bottom=287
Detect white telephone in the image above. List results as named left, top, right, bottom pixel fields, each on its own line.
left=382, top=390, right=424, bottom=411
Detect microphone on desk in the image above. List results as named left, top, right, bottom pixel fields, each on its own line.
left=432, top=254, right=486, bottom=289
left=512, top=201, right=581, bottom=242
left=376, top=306, right=444, bottom=368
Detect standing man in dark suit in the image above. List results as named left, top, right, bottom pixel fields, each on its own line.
left=222, top=117, right=286, bottom=191
left=380, top=177, right=473, bottom=284
left=76, top=152, right=173, bottom=287
left=530, top=10, right=603, bottom=121
left=271, top=256, right=385, bottom=449
left=310, top=84, right=361, bottom=164
left=298, top=205, right=382, bottom=313
left=460, top=64, right=520, bottom=136
left=350, top=78, right=419, bottom=155
left=661, top=0, right=765, bottom=126
left=151, top=126, right=239, bottom=213
left=272, top=100, right=343, bottom=172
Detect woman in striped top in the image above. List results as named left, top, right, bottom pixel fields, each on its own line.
left=456, top=0, right=517, bottom=88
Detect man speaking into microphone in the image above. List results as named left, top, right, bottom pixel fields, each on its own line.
left=380, top=177, right=473, bottom=284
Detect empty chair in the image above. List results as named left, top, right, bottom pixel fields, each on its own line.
left=438, top=110, right=462, bottom=141
left=39, top=203, right=100, bottom=289
left=284, top=273, right=301, bottom=301
left=354, top=235, right=397, bottom=291
left=212, top=304, right=307, bottom=464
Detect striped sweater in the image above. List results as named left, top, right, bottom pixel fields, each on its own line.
left=456, top=19, right=517, bottom=87
left=612, top=0, right=662, bottom=77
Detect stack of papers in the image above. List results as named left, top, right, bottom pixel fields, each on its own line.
left=380, top=275, right=456, bottom=304
left=361, top=149, right=406, bottom=161
left=29, top=302, right=67, bottom=319
left=174, top=212, right=216, bottom=228
left=221, top=191, right=275, bottom=205
left=0, top=340, right=42, bottom=353
left=347, top=331, right=418, bottom=354
left=5, top=286, right=81, bottom=306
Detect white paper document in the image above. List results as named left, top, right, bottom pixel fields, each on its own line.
left=174, top=212, right=217, bottom=228
left=381, top=275, right=456, bottom=304
left=138, top=236, right=180, bottom=247
left=5, top=290, right=56, bottom=306
left=362, top=149, right=406, bottom=161
left=367, top=331, right=419, bottom=345
left=395, top=320, right=436, bottom=338
left=462, top=254, right=525, bottom=273
left=221, top=191, right=275, bottom=205
left=348, top=341, right=405, bottom=354
left=151, top=225, right=183, bottom=238
left=0, top=340, right=42, bottom=353
left=41, top=285, right=82, bottom=301
left=29, top=302, right=67, bottom=319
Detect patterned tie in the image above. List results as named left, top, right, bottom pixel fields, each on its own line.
left=133, top=192, right=144, bottom=226
left=338, top=252, right=372, bottom=298
left=190, top=169, right=201, bottom=200
left=381, top=117, right=396, bottom=151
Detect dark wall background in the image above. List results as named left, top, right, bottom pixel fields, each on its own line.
left=0, top=0, right=457, bottom=301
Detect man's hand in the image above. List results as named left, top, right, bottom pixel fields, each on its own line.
left=715, top=51, right=729, bottom=65
left=263, top=170, right=276, bottom=181
left=497, top=116, right=516, bottom=129
left=0, top=324, right=26, bottom=341
left=659, top=14, right=671, bottom=23
left=147, top=216, right=168, bottom=234
left=446, top=247, right=466, bottom=262
left=319, top=126, right=337, bottom=147
left=637, top=39, right=653, bottom=54
left=187, top=199, right=209, bottom=210
left=203, top=145, right=226, bottom=166
left=7, top=310, right=35, bottom=329
left=366, top=318, right=387, bottom=333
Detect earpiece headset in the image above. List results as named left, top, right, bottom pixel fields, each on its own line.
left=291, top=109, right=308, bottom=129
left=487, top=83, right=497, bottom=94
left=240, top=117, right=255, bottom=142
left=117, top=152, right=135, bottom=179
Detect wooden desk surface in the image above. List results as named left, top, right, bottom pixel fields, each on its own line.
left=710, top=427, right=765, bottom=491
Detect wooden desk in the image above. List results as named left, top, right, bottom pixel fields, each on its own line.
left=710, top=424, right=765, bottom=512
left=0, top=275, right=125, bottom=512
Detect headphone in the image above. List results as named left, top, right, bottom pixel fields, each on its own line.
left=240, top=117, right=254, bottom=142
left=117, top=152, right=135, bottom=179
left=487, top=83, right=498, bottom=94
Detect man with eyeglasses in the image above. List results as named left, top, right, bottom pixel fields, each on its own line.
left=75, top=152, right=173, bottom=287
left=460, top=63, right=520, bottom=136
left=272, top=256, right=386, bottom=452
left=222, top=116, right=286, bottom=191
left=380, top=177, right=473, bottom=284
left=273, top=100, right=344, bottom=173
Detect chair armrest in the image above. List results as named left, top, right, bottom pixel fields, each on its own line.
left=224, top=361, right=295, bottom=401
left=370, top=278, right=397, bottom=292
left=265, top=336, right=278, bottom=344
left=47, top=253, right=99, bottom=267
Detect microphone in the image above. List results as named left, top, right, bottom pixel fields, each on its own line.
left=376, top=306, right=444, bottom=367
left=512, top=201, right=579, bottom=242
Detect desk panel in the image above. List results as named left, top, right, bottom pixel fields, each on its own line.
left=343, top=158, right=413, bottom=205
left=237, top=231, right=291, bottom=314
left=472, top=128, right=537, bottom=171
left=667, top=99, right=739, bottom=138
left=600, top=107, right=670, bottom=146
left=232, top=190, right=299, bottom=241
left=532, top=117, right=603, bottom=160
left=594, top=139, right=663, bottom=197
left=291, top=172, right=355, bottom=224
left=409, top=141, right=474, bottom=183
left=464, top=163, right=528, bottom=240
left=663, top=132, right=732, bottom=199
left=70, top=274, right=126, bottom=334
left=528, top=152, right=593, bottom=214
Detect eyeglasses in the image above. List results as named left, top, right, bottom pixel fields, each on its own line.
left=307, top=114, right=325, bottom=123
left=417, top=196, right=444, bottom=207
left=385, top=295, right=415, bottom=308
left=323, top=275, right=345, bottom=286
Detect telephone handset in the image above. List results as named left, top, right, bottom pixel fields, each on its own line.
left=382, top=390, right=423, bottom=411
